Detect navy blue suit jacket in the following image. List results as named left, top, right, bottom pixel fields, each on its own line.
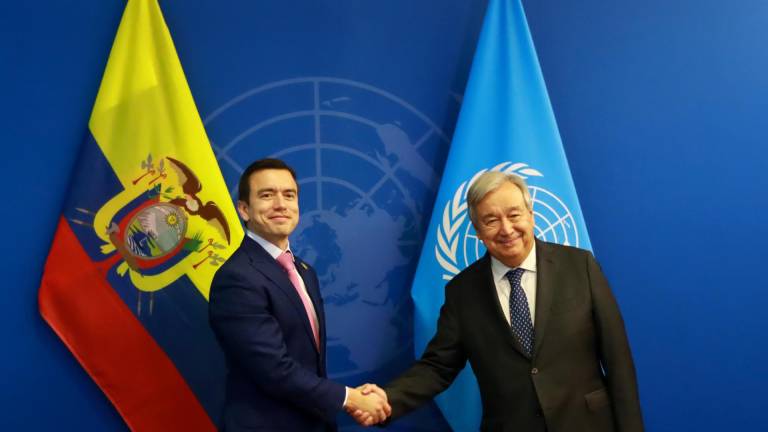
left=209, top=237, right=346, bottom=431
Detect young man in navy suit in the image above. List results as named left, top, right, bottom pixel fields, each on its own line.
left=209, top=159, right=389, bottom=431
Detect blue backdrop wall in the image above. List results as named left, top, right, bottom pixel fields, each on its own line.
left=2, top=0, right=767, bottom=430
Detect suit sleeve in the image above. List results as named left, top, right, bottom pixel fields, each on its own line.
left=384, top=282, right=467, bottom=420
left=587, top=252, right=644, bottom=432
left=208, top=266, right=346, bottom=421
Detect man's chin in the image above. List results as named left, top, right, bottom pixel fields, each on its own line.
left=269, top=228, right=293, bottom=236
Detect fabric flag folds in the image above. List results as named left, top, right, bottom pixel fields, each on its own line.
left=38, top=0, right=243, bottom=430
left=410, top=0, right=592, bottom=430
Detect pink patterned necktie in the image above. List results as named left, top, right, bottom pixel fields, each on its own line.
left=276, top=251, right=319, bottom=347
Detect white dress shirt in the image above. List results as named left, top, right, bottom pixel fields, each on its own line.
left=490, top=242, right=538, bottom=326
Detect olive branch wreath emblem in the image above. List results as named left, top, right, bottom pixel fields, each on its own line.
left=434, top=162, right=543, bottom=281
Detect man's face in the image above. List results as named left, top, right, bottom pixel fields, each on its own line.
left=474, top=181, right=535, bottom=268
left=237, top=168, right=299, bottom=249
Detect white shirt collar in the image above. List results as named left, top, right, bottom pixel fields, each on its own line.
left=245, top=229, right=291, bottom=261
left=490, top=242, right=537, bottom=283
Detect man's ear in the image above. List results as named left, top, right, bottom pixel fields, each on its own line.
left=236, top=200, right=249, bottom=221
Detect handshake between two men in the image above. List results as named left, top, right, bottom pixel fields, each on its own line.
left=344, top=384, right=392, bottom=427
left=209, top=162, right=643, bottom=431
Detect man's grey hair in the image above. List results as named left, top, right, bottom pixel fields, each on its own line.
left=467, top=171, right=532, bottom=225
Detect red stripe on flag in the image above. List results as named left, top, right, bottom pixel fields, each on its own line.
left=39, top=217, right=217, bottom=432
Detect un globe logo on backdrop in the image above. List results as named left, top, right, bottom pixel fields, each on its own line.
left=435, top=161, right=581, bottom=280
left=205, top=77, right=451, bottom=382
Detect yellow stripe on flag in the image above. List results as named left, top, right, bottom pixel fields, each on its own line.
left=88, top=0, right=242, bottom=298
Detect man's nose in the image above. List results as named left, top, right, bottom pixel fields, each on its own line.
left=272, top=194, right=286, bottom=208
left=499, top=218, right=514, bottom=234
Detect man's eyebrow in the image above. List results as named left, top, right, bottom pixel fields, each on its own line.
left=256, top=187, right=297, bottom=194
left=480, top=206, right=524, bottom=217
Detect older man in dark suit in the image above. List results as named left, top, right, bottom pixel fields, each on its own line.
left=209, top=158, right=389, bottom=431
left=359, top=171, right=643, bottom=431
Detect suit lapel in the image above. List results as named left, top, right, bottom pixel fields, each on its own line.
left=241, top=238, right=320, bottom=353
left=295, top=259, right=325, bottom=351
left=295, top=259, right=322, bottom=317
left=532, top=240, right=556, bottom=358
left=478, top=254, right=533, bottom=359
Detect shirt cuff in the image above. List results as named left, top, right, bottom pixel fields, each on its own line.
left=343, top=386, right=350, bottom=408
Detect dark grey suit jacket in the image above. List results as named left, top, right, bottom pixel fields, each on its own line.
left=385, top=240, right=643, bottom=432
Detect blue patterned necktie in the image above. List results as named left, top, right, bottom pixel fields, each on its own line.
left=506, top=268, right=534, bottom=356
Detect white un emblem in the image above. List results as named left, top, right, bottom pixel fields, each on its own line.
left=435, top=161, right=581, bottom=280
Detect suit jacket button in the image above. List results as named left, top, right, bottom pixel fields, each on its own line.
left=531, top=367, right=539, bottom=375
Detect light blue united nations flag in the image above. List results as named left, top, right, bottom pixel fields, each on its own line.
left=411, top=0, right=592, bottom=430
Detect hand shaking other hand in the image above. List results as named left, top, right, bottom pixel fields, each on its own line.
left=344, top=384, right=391, bottom=427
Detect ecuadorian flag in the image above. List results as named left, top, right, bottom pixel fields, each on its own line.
left=38, top=0, right=243, bottom=429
